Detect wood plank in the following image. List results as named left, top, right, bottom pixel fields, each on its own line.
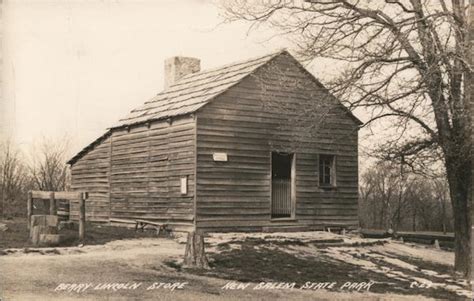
left=31, top=191, right=52, bottom=199
left=54, top=191, right=83, bottom=200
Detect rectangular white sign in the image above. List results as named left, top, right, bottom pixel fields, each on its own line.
left=213, top=152, right=228, bottom=162
left=180, top=176, right=188, bottom=195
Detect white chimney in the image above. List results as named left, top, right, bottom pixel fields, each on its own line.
left=164, top=56, right=200, bottom=89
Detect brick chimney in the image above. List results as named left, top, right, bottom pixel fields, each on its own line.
left=164, top=56, right=200, bottom=89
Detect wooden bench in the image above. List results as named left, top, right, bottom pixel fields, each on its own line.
left=135, top=219, right=171, bottom=236
left=324, top=225, right=347, bottom=234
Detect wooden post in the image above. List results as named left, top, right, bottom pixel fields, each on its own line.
left=79, top=192, right=87, bottom=241
left=27, top=191, right=32, bottom=230
left=49, top=192, right=56, bottom=215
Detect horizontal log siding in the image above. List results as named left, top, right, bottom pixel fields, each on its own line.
left=196, top=54, right=359, bottom=232
left=70, top=136, right=111, bottom=222
left=109, top=116, right=195, bottom=231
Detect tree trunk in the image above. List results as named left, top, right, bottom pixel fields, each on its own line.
left=183, top=231, right=209, bottom=269
left=441, top=198, right=447, bottom=234
left=446, top=163, right=471, bottom=277
left=412, top=207, right=416, bottom=232
left=452, top=195, right=470, bottom=277
left=380, top=202, right=385, bottom=229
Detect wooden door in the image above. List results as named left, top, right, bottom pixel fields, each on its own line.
left=271, top=152, right=293, bottom=218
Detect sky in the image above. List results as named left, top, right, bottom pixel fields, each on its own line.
left=1, top=0, right=365, bottom=160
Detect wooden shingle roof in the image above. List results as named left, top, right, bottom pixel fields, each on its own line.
left=114, top=50, right=285, bottom=128
left=68, top=49, right=362, bottom=165
left=68, top=50, right=285, bottom=165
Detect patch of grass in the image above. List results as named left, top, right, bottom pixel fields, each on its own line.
left=82, top=223, right=157, bottom=245
left=364, top=251, right=454, bottom=285
left=0, top=218, right=158, bottom=251
left=383, top=252, right=455, bottom=275
left=307, top=238, right=345, bottom=244
left=0, top=218, right=32, bottom=249
left=272, top=239, right=308, bottom=246
left=216, top=242, right=232, bottom=250
left=439, top=241, right=454, bottom=250
left=220, top=237, right=383, bottom=249
left=188, top=238, right=463, bottom=300
left=164, top=259, right=183, bottom=272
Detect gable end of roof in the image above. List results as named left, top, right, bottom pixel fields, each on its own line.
left=279, top=53, right=363, bottom=126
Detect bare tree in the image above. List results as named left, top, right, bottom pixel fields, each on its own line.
left=359, top=161, right=411, bottom=230
left=221, top=0, right=472, bottom=276
left=432, top=176, right=452, bottom=233
left=360, top=161, right=453, bottom=233
left=0, top=140, right=29, bottom=217
left=406, top=177, right=435, bottom=231
left=28, top=137, right=69, bottom=192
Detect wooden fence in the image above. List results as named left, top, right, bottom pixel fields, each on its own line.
left=27, top=191, right=88, bottom=240
left=361, top=229, right=454, bottom=249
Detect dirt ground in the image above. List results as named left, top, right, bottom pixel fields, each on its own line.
left=0, top=218, right=157, bottom=250
left=0, top=220, right=472, bottom=301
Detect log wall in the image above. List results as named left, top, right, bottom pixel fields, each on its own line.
left=195, top=53, right=359, bottom=232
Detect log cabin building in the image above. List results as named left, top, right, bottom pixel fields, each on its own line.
left=67, top=50, right=362, bottom=233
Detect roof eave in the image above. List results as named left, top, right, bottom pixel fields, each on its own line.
left=67, top=112, right=197, bottom=165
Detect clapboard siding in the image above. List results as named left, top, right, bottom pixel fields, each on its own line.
left=69, top=116, right=196, bottom=231
left=70, top=135, right=111, bottom=222
left=109, top=116, right=196, bottom=231
left=195, top=54, right=359, bottom=231
left=69, top=51, right=358, bottom=233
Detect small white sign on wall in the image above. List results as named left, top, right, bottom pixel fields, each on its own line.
left=213, top=152, right=228, bottom=162
left=180, top=176, right=188, bottom=195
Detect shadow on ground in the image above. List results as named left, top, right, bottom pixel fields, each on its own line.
left=167, top=237, right=470, bottom=301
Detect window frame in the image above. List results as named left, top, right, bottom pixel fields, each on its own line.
left=318, top=154, right=337, bottom=189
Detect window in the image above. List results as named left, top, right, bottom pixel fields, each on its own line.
left=319, top=155, right=336, bottom=187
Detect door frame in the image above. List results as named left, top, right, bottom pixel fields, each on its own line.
left=269, top=151, right=296, bottom=220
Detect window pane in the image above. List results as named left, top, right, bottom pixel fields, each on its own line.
left=324, top=165, right=331, bottom=177
left=319, top=155, right=335, bottom=186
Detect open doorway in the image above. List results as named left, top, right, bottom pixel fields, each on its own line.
left=271, top=152, right=294, bottom=219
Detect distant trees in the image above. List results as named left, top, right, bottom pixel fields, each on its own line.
left=28, top=138, right=69, bottom=192
left=0, top=138, right=70, bottom=218
left=0, top=141, right=30, bottom=217
left=359, top=161, right=453, bottom=233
